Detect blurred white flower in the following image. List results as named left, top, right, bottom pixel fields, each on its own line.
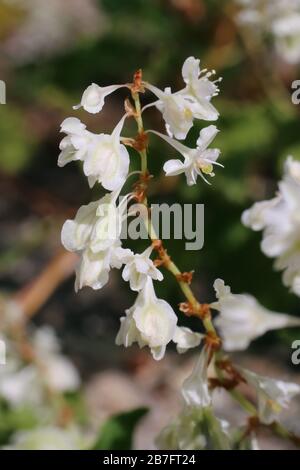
left=272, top=14, right=300, bottom=64
left=116, top=278, right=177, bottom=360
left=2, top=0, right=107, bottom=64
left=236, top=0, right=300, bottom=64
left=181, top=347, right=211, bottom=407
left=149, top=125, right=221, bottom=185
left=74, top=83, right=127, bottom=114
left=144, top=57, right=220, bottom=140
left=0, top=327, right=80, bottom=406
left=33, top=327, right=80, bottom=393
left=0, top=364, right=39, bottom=406
left=58, top=114, right=130, bottom=191
left=242, top=157, right=300, bottom=297
left=156, top=407, right=208, bottom=450
left=240, top=367, right=300, bottom=425
left=211, top=279, right=300, bottom=351
left=173, top=326, right=203, bottom=354
left=156, top=406, right=230, bottom=450
left=122, top=246, right=163, bottom=291
left=5, top=426, right=85, bottom=450
left=0, top=298, right=23, bottom=329
left=61, top=192, right=131, bottom=291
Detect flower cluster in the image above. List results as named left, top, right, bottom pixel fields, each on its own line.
left=242, top=157, right=300, bottom=297
left=59, top=57, right=222, bottom=360
left=57, top=60, right=300, bottom=450
left=236, top=0, right=300, bottom=64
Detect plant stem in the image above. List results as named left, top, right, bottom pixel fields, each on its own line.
left=132, top=92, right=148, bottom=175
left=132, top=91, right=217, bottom=337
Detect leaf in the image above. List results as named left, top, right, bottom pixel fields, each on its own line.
left=0, top=400, right=38, bottom=446
left=91, top=407, right=148, bottom=450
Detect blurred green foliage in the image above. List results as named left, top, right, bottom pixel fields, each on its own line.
left=91, top=407, right=148, bottom=450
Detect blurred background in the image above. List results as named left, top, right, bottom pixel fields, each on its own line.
left=0, top=0, right=300, bottom=449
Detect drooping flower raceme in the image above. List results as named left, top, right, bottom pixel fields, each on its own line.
left=149, top=125, right=221, bottom=185
left=144, top=56, right=220, bottom=140
left=56, top=59, right=300, bottom=450
left=58, top=114, right=130, bottom=191
left=211, top=279, right=300, bottom=351
left=240, top=367, right=300, bottom=425
left=242, top=157, right=300, bottom=297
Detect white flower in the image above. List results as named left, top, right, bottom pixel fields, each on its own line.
left=58, top=114, right=130, bottom=191
left=122, top=246, right=163, bottom=291
left=5, top=426, right=85, bottom=450
left=62, top=197, right=121, bottom=254
left=242, top=156, right=300, bottom=297
left=61, top=191, right=124, bottom=255
left=145, top=85, right=196, bottom=140
left=116, top=278, right=177, bottom=360
left=240, top=368, right=300, bottom=425
left=149, top=125, right=222, bottom=185
left=74, top=83, right=127, bottom=114
left=173, top=326, right=203, bottom=354
left=275, top=252, right=300, bottom=297
left=0, top=365, right=39, bottom=406
left=211, top=279, right=300, bottom=351
left=181, top=347, right=211, bottom=407
left=75, top=243, right=131, bottom=291
left=180, top=56, right=221, bottom=108
left=144, top=57, right=220, bottom=140
left=58, top=117, right=91, bottom=167
left=61, top=192, right=131, bottom=291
